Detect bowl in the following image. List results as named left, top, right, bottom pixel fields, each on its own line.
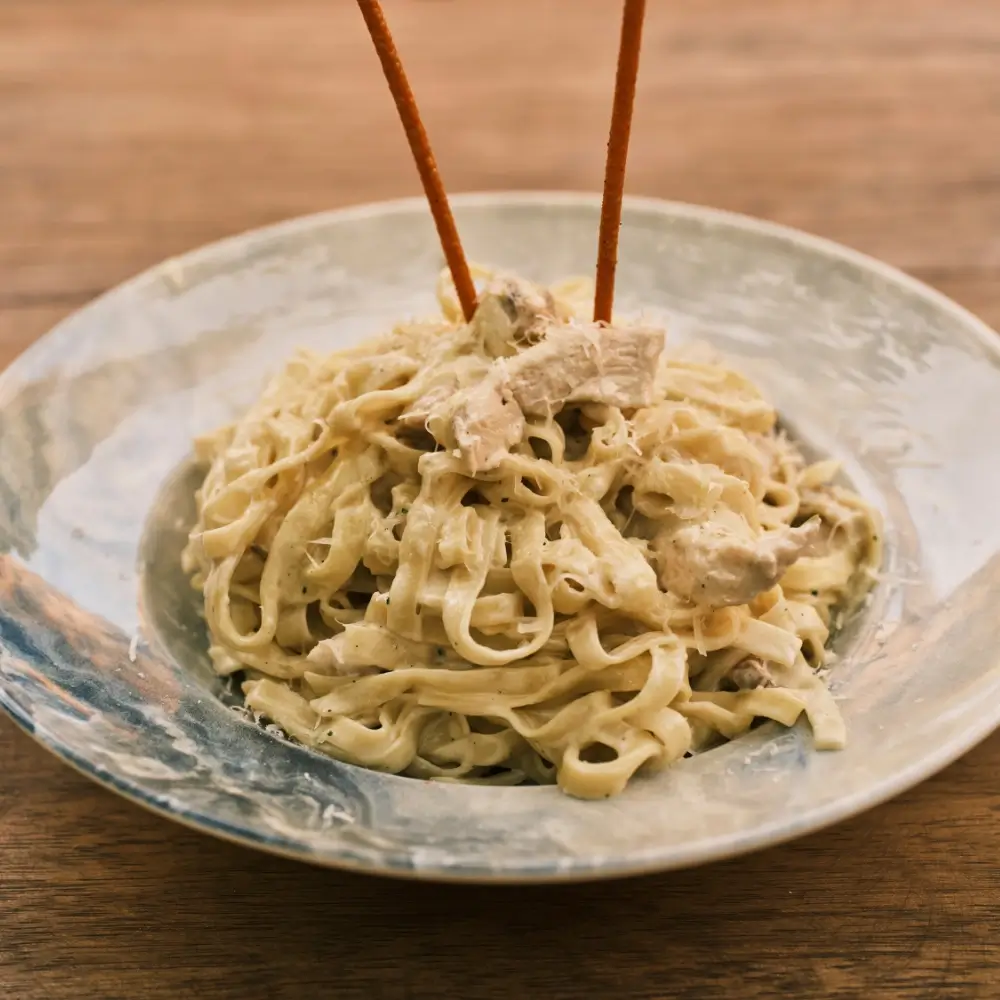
left=2, top=192, right=1000, bottom=882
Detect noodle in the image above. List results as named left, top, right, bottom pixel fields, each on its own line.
left=182, top=269, right=880, bottom=798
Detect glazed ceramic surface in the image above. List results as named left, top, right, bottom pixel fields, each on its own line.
left=2, top=193, right=999, bottom=882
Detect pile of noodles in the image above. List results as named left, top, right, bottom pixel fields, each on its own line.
left=182, top=268, right=880, bottom=798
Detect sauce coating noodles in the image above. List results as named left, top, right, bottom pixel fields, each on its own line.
left=183, top=269, right=880, bottom=798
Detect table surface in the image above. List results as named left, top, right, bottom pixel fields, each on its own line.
left=2, top=2, right=999, bottom=997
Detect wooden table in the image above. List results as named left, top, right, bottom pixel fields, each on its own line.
left=2, top=2, right=999, bottom=997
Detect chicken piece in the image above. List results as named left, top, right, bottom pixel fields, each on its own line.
left=446, top=378, right=525, bottom=474
left=398, top=383, right=454, bottom=430
left=505, top=322, right=664, bottom=417
left=398, top=356, right=490, bottom=431
left=719, top=656, right=774, bottom=692
left=417, top=320, right=664, bottom=473
left=655, top=517, right=820, bottom=607
left=472, top=275, right=556, bottom=358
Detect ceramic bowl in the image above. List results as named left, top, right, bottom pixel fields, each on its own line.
left=2, top=193, right=1000, bottom=882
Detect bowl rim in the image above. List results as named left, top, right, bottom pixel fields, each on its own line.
left=3, top=190, right=999, bottom=883
left=6, top=190, right=999, bottom=379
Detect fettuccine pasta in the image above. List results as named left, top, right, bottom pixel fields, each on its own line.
left=182, top=268, right=880, bottom=798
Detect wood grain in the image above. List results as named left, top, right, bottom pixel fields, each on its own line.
left=1, top=1, right=999, bottom=997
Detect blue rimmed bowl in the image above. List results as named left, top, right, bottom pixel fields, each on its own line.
left=2, top=192, right=1000, bottom=882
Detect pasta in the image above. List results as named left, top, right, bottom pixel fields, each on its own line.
left=182, top=268, right=881, bottom=799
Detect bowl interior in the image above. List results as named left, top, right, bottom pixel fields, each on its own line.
left=2, top=193, right=1000, bottom=881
